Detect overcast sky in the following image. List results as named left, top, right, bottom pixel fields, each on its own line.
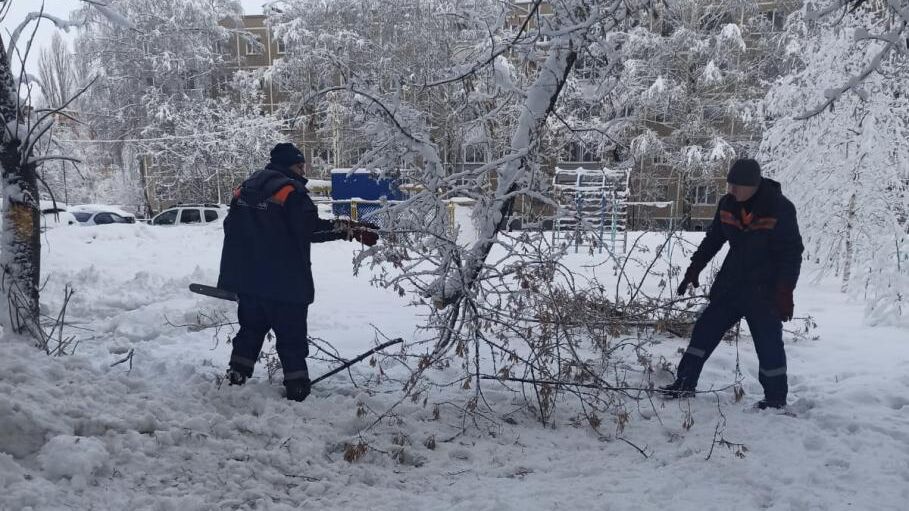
left=1, top=0, right=271, bottom=79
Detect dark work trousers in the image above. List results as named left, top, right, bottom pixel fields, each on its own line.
left=676, top=293, right=787, bottom=401
left=229, top=294, right=310, bottom=384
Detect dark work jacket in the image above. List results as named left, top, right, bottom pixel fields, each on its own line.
left=690, top=178, right=804, bottom=300
left=217, top=163, right=343, bottom=304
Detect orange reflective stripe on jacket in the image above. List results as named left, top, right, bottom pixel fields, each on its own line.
left=720, top=210, right=742, bottom=229
left=270, top=184, right=295, bottom=206
left=720, top=210, right=777, bottom=231
left=749, top=217, right=778, bottom=230
left=741, top=208, right=753, bottom=227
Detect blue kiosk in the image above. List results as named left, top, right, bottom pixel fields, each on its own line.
left=330, top=169, right=403, bottom=222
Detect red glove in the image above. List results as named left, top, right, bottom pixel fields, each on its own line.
left=676, top=265, right=703, bottom=295
left=336, top=220, right=379, bottom=246
left=774, top=285, right=794, bottom=322
left=352, top=227, right=378, bottom=246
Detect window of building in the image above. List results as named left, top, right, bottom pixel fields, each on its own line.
left=464, top=143, right=488, bottom=163
left=647, top=106, right=669, bottom=123
left=245, top=34, right=263, bottom=55
left=642, top=182, right=671, bottom=202
left=562, top=141, right=598, bottom=163
left=688, top=183, right=719, bottom=205
left=214, top=74, right=232, bottom=94
left=276, top=38, right=287, bottom=55
left=314, top=147, right=334, bottom=165
left=764, top=10, right=786, bottom=32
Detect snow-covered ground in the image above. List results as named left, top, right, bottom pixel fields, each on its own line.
left=1, top=224, right=907, bottom=510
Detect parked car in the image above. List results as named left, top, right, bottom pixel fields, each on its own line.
left=0, top=200, right=77, bottom=230
left=39, top=200, right=78, bottom=230
left=69, top=204, right=137, bottom=225
left=150, top=204, right=228, bottom=226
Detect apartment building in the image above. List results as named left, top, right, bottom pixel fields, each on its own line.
left=220, top=15, right=287, bottom=114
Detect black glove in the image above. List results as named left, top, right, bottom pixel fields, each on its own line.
left=676, top=264, right=703, bottom=295
left=774, top=285, right=794, bottom=322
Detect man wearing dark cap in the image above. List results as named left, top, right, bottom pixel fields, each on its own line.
left=659, top=158, right=804, bottom=409
left=218, top=143, right=378, bottom=401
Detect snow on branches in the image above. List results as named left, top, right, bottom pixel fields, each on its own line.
left=761, top=6, right=909, bottom=326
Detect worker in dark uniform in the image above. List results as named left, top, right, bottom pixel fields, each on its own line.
left=660, top=158, right=804, bottom=409
left=218, top=143, right=377, bottom=401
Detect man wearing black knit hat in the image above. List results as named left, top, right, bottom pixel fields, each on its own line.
left=658, top=158, right=804, bottom=410
left=218, top=143, right=378, bottom=401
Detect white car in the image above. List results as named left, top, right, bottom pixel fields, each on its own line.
left=0, top=200, right=77, bottom=230
left=69, top=204, right=137, bottom=225
left=39, top=201, right=78, bottom=230
left=150, top=204, right=228, bottom=226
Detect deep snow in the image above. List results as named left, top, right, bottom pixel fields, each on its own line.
left=1, top=223, right=907, bottom=510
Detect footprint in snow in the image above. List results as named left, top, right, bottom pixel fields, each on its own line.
left=885, top=396, right=909, bottom=410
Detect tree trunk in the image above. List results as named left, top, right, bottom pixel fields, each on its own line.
left=432, top=37, right=578, bottom=308
left=842, top=191, right=855, bottom=293
left=0, top=38, right=42, bottom=338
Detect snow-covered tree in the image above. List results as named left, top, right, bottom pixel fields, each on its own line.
left=610, top=0, right=793, bottom=228
left=0, top=1, right=128, bottom=342
left=131, top=73, right=283, bottom=206
left=71, top=0, right=282, bottom=211
left=267, top=0, right=687, bottom=422
left=796, top=0, right=909, bottom=118
left=761, top=6, right=909, bottom=325
left=36, top=33, right=77, bottom=110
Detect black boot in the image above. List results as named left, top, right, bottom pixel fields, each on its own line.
left=285, top=378, right=311, bottom=402
left=656, top=379, right=696, bottom=399
left=755, top=398, right=786, bottom=410
left=226, top=368, right=247, bottom=386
